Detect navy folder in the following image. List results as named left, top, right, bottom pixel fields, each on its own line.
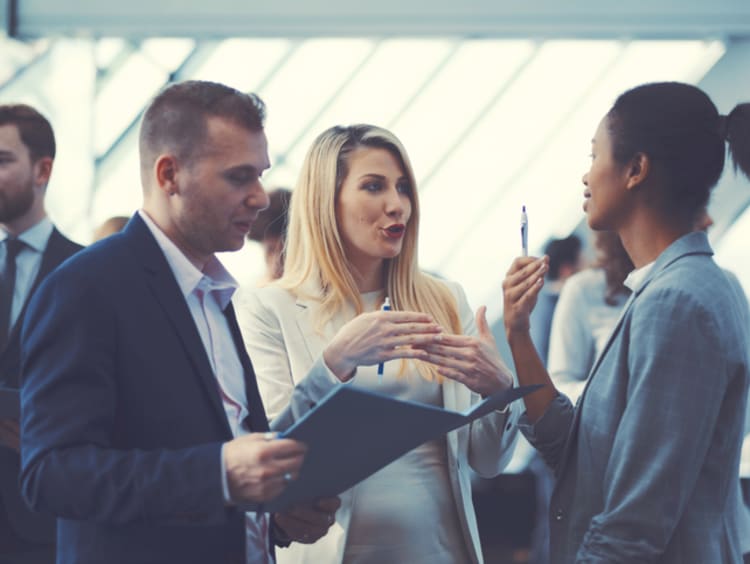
left=261, top=383, right=541, bottom=512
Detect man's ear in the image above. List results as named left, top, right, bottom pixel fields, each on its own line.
left=33, top=156, right=53, bottom=188
left=155, top=154, right=179, bottom=196
left=625, top=152, right=650, bottom=191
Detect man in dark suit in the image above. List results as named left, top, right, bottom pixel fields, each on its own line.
left=0, top=104, right=82, bottom=563
left=18, top=81, right=337, bottom=564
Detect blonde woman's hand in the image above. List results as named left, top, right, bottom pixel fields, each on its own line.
left=323, top=310, right=443, bottom=381
left=419, top=306, right=513, bottom=396
left=502, top=256, right=548, bottom=338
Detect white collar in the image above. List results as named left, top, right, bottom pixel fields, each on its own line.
left=138, top=210, right=237, bottom=308
left=623, top=260, right=655, bottom=293
left=0, top=217, right=54, bottom=252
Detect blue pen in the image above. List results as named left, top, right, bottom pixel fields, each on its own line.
left=377, top=297, right=391, bottom=380
left=520, top=205, right=528, bottom=257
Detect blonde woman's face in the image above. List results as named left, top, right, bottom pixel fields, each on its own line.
left=335, top=146, right=412, bottom=273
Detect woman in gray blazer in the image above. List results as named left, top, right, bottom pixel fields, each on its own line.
left=503, top=82, right=750, bottom=563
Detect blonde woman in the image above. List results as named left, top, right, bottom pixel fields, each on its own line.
left=240, top=124, right=518, bottom=564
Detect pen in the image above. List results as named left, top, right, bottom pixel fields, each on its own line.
left=520, top=205, right=528, bottom=257
left=377, top=297, right=391, bottom=380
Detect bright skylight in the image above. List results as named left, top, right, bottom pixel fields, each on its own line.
left=0, top=36, right=732, bottom=308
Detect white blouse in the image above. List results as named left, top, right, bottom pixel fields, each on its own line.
left=340, top=291, right=470, bottom=563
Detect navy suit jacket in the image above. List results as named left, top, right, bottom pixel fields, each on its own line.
left=19, top=215, right=271, bottom=564
left=0, top=227, right=82, bottom=546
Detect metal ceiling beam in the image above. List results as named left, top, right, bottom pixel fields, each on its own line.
left=6, top=0, right=18, bottom=37
left=10, top=0, right=750, bottom=40
left=0, top=39, right=52, bottom=92
left=92, top=41, right=218, bottom=191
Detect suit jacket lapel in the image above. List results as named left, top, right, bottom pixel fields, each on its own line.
left=4, top=230, right=72, bottom=351
left=27, top=229, right=68, bottom=298
left=1, top=229, right=82, bottom=385
left=224, top=302, right=270, bottom=433
left=128, top=215, right=232, bottom=437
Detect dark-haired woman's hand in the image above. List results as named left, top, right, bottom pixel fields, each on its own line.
left=419, top=306, right=513, bottom=396
left=502, top=256, right=548, bottom=338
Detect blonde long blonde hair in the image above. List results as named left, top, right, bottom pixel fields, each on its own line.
left=280, top=125, right=462, bottom=380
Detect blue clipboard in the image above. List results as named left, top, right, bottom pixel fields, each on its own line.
left=259, top=383, right=542, bottom=512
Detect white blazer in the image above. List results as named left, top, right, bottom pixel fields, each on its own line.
left=238, top=280, right=519, bottom=564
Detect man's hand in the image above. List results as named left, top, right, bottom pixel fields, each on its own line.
left=224, top=433, right=307, bottom=504
left=0, top=418, right=20, bottom=451
left=273, top=497, right=341, bottom=544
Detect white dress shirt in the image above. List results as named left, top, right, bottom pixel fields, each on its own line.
left=138, top=210, right=271, bottom=564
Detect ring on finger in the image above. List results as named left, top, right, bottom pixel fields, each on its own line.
left=283, top=472, right=293, bottom=484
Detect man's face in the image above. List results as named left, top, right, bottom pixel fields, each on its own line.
left=168, top=116, right=271, bottom=263
left=0, top=124, right=37, bottom=224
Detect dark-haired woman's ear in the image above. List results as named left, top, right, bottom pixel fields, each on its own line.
left=625, top=152, right=650, bottom=190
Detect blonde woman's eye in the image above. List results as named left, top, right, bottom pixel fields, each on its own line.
left=363, top=181, right=382, bottom=192
left=397, top=181, right=412, bottom=194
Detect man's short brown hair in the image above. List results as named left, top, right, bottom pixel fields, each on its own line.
left=139, top=80, right=266, bottom=174
left=0, top=103, right=56, bottom=161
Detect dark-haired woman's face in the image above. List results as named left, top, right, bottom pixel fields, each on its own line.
left=582, top=117, right=631, bottom=231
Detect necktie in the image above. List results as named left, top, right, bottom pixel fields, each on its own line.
left=0, top=238, right=25, bottom=349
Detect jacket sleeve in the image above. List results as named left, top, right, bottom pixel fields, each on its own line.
left=239, top=289, right=339, bottom=432
left=447, top=281, right=520, bottom=477
left=19, top=269, right=228, bottom=526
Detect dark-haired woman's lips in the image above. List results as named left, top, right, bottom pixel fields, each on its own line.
left=234, top=221, right=252, bottom=234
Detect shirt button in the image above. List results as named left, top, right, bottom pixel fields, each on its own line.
left=505, top=422, right=512, bottom=431
left=554, top=508, right=564, bottom=521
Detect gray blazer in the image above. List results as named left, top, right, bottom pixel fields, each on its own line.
left=520, top=231, right=749, bottom=563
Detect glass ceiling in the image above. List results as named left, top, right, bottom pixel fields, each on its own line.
left=0, top=36, right=732, bottom=321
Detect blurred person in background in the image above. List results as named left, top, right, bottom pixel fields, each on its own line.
left=0, top=103, right=82, bottom=564
left=528, top=234, right=583, bottom=368
left=91, top=215, right=129, bottom=242
left=246, top=188, right=291, bottom=283
left=546, top=230, right=633, bottom=401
